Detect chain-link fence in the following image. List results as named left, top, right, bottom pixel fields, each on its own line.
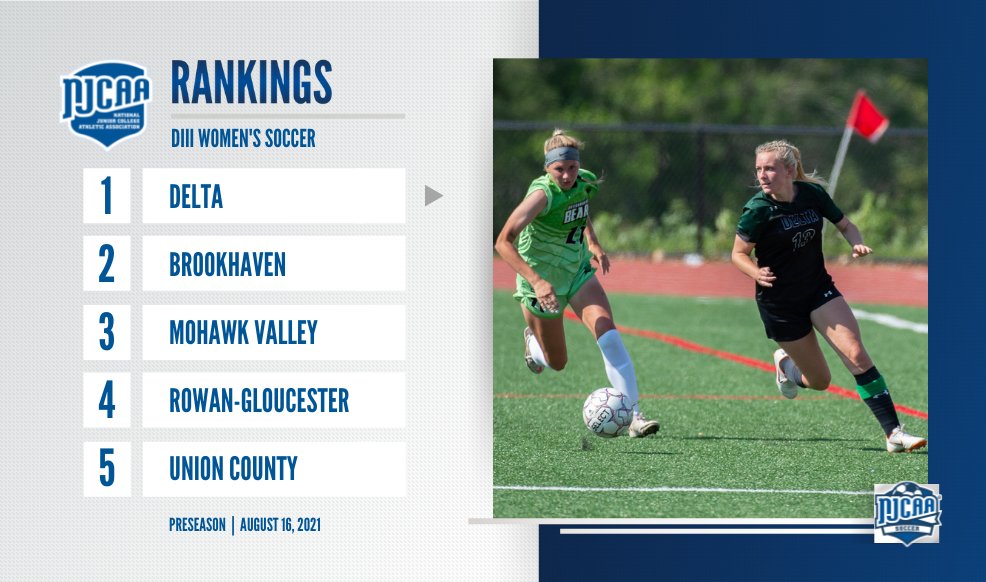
left=494, top=121, right=928, bottom=261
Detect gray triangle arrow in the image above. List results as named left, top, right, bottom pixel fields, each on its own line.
left=425, top=186, right=443, bottom=206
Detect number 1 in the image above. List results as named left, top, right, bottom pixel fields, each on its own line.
left=101, top=175, right=111, bottom=214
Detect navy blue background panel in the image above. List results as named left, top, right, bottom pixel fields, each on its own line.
left=539, top=0, right=936, bottom=58
left=537, top=0, right=984, bottom=577
left=539, top=526, right=976, bottom=581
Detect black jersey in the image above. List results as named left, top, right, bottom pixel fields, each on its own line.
left=736, top=181, right=844, bottom=305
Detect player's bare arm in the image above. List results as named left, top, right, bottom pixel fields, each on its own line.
left=731, top=235, right=775, bottom=287
left=583, top=217, right=610, bottom=274
left=835, top=216, right=872, bottom=258
left=494, top=189, right=559, bottom=311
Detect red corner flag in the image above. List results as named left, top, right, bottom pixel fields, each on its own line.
left=847, top=90, right=890, bottom=143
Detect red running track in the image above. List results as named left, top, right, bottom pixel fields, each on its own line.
left=493, top=258, right=928, bottom=307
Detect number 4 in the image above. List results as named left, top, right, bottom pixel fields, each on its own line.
left=566, top=226, right=584, bottom=245
left=99, top=380, right=115, bottom=419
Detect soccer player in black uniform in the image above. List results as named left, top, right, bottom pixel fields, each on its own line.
left=731, top=140, right=926, bottom=453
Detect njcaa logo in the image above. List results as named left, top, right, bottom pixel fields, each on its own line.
left=61, top=61, right=152, bottom=150
left=874, top=482, right=941, bottom=546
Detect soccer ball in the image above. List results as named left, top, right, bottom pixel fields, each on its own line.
left=582, top=387, right=634, bottom=438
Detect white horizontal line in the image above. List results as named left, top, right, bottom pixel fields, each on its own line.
left=170, top=113, right=405, bottom=120
left=561, top=528, right=872, bottom=535
left=853, top=309, right=928, bottom=334
left=494, top=485, right=872, bottom=496
left=469, top=518, right=873, bottom=525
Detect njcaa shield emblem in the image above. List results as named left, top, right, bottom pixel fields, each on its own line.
left=874, top=482, right=941, bottom=546
left=60, top=61, right=152, bottom=150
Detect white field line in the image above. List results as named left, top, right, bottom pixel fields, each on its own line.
left=494, top=485, right=871, bottom=496
left=852, top=309, right=927, bottom=334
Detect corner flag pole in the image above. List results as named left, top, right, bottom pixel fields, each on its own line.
left=830, top=90, right=890, bottom=198
left=828, top=124, right=854, bottom=198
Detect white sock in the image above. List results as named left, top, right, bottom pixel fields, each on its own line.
left=781, top=357, right=806, bottom=388
left=527, top=331, right=551, bottom=370
left=597, top=329, right=641, bottom=413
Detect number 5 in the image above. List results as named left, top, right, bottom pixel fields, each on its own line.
left=99, top=448, right=115, bottom=486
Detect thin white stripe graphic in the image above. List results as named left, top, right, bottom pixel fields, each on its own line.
left=561, top=528, right=872, bottom=535
left=494, top=485, right=872, bottom=496
left=469, top=518, right=872, bottom=524
left=853, top=309, right=928, bottom=334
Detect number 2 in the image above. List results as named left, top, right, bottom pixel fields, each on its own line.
left=98, top=244, right=115, bottom=283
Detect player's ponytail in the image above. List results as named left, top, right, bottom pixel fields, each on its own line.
left=755, top=140, right=827, bottom=186
left=543, top=128, right=584, bottom=153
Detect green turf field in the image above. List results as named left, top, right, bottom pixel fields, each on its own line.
left=493, top=290, right=929, bottom=518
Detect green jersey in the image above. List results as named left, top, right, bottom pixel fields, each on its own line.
left=736, top=181, right=844, bottom=305
left=516, top=169, right=599, bottom=297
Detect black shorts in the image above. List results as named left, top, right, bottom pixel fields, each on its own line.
left=756, top=282, right=843, bottom=342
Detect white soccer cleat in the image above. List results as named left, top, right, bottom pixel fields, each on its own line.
left=773, top=349, right=799, bottom=399
left=627, top=412, right=660, bottom=438
left=523, top=327, right=544, bottom=374
left=886, top=425, right=927, bottom=453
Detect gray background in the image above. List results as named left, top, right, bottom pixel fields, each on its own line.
left=1, top=2, right=537, bottom=579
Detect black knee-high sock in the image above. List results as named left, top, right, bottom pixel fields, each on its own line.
left=855, top=367, right=900, bottom=437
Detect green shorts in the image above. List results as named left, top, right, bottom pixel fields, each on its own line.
left=513, top=263, right=596, bottom=319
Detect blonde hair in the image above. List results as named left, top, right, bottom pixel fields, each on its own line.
left=542, top=129, right=603, bottom=186
left=544, top=128, right=584, bottom=153
left=755, top=140, right=827, bottom=186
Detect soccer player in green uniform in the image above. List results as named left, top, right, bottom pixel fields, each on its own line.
left=731, top=140, right=926, bottom=453
left=495, top=129, right=659, bottom=437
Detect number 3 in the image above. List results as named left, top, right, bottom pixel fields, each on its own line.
left=99, top=312, right=115, bottom=351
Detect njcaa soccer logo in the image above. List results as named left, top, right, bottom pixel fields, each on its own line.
left=61, top=61, right=152, bottom=150
left=874, top=482, right=941, bottom=546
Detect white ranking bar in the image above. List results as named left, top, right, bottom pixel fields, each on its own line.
left=142, top=235, right=406, bottom=291
left=142, top=304, right=405, bottom=360
left=143, top=442, right=406, bottom=497
left=142, top=168, right=405, bottom=224
left=143, top=372, right=405, bottom=429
